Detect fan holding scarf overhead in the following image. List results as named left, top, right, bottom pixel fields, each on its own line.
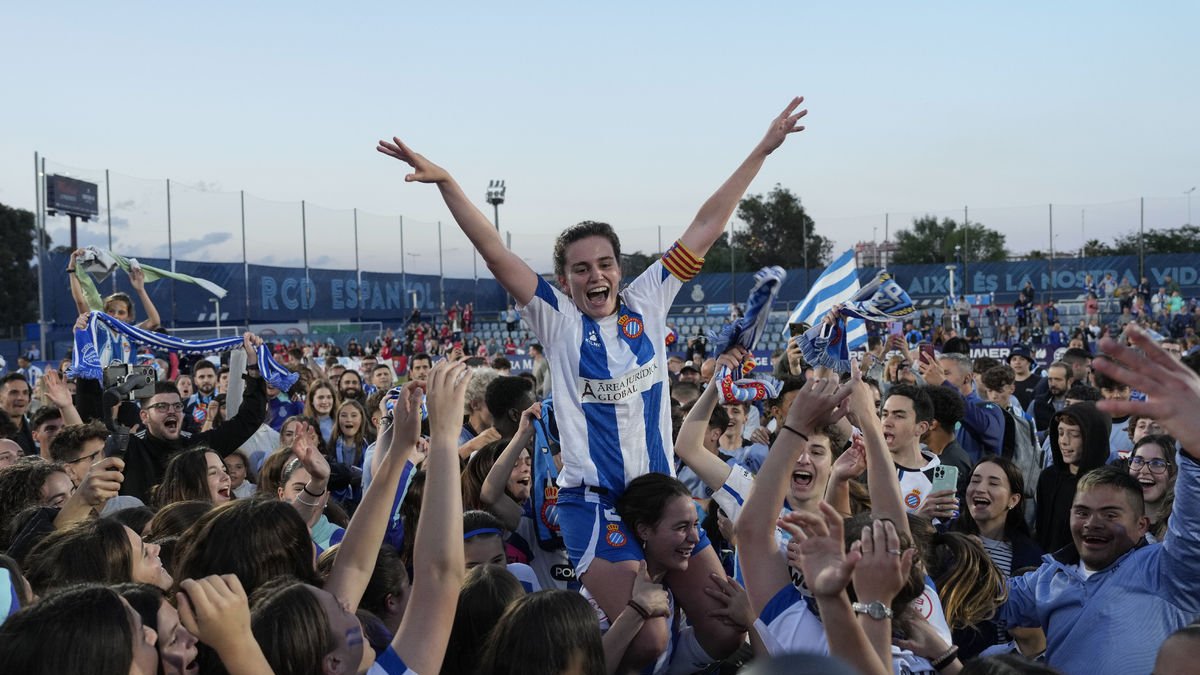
left=66, top=312, right=282, bottom=501
left=69, top=311, right=298, bottom=393
left=709, top=266, right=787, bottom=403
left=796, top=269, right=916, bottom=373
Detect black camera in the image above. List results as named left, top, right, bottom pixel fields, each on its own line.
left=102, top=363, right=158, bottom=401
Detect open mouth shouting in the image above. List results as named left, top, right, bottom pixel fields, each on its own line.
left=791, top=469, right=814, bottom=492
left=585, top=285, right=611, bottom=310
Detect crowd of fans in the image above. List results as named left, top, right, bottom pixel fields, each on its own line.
left=2, top=101, right=1199, bottom=675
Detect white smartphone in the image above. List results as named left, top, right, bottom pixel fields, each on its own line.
left=931, top=465, right=959, bottom=494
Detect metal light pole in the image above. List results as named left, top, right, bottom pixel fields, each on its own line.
left=1048, top=204, right=1055, bottom=302
left=209, top=298, right=222, bottom=336
left=1186, top=187, right=1196, bottom=226
left=963, top=205, right=969, bottom=297
left=486, top=180, right=506, bottom=231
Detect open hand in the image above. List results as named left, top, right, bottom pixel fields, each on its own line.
left=830, top=434, right=867, bottom=482
left=783, top=375, right=851, bottom=436
left=758, top=97, right=808, bottom=155
left=376, top=137, right=451, bottom=184
left=425, top=360, right=472, bottom=439
left=291, top=421, right=330, bottom=482
left=42, top=369, right=74, bottom=409
left=1093, top=325, right=1200, bottom=453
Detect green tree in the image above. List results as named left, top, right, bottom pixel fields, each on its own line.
left=622, top=231, right=758, bottom=277
left=892, top=215, right=1008, bottom=265
left=1083, top=239, right=1121, bottom=257
left=699, top=231, right=751, bottom=275
left=0, top=203, right=39, bottom=331
left=733, top=185, right=832, bottom=270
left=1110, top=225, right=1200, bottom=254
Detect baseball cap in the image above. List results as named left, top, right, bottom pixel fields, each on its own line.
left=1008, top=345, right=1033, bottom=363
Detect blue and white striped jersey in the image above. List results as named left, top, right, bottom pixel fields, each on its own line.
left=520, top=260, right=684, bottom=494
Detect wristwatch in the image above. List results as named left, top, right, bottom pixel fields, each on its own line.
left=851, top=601, right=894, bottom=620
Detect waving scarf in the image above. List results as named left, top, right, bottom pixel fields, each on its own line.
left=799, top=271, right=916, bottom=373
left=69, top=311, right=298, bottom=392
left=710, top=266, right=786, bottom=403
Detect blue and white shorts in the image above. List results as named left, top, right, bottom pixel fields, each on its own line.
left=557, top=485, right=710, bottom=575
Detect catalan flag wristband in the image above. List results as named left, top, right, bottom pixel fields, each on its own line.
left=661, top=240, right=704, bottom=282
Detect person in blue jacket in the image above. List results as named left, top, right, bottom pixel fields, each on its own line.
left=918, top=351, right=1005, bottom=463
left=996, top=325, right=1200, bottom=675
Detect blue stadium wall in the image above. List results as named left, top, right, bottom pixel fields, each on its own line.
left=41, top=251, right=1200, bottom=329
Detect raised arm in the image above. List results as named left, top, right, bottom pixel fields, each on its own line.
left=42, top=370, right=83, bottom=427
left=128, top=265, right=162, bottom=330
left=737, top=376, right=850, bottom=612
left=392, top=361, right=468, bottom=674
left=325, top=382, right=422, bottom=610
left=377, top=139, right=538, bottom=304
left=780, top=504, right=897, bottom=675
left=480, top=402, right=540, bottom=530
left=1091, top=326, right=1200, bottom=610
left=679, top=98, right=807, bottom=257
left=287, top=422, right=330, bottom=528
left=67, top=250, right=91, bottom=314
left=845, top=360, right=911, bottom=539
left=675, top=352, right=744, bottom=491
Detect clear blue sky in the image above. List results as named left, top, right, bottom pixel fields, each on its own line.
left=2, top=2, right=1196, bottom=276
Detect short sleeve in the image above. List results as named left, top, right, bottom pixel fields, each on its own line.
left=518, top=277, right=576, bottom=346
left=712, top=465, right=756, bottom=520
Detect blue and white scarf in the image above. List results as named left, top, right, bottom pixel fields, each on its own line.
left=711, top=266, right=785, bottom=403
left=799, top=271, right=916, bottom=373
left=69, top=311, right=298, bottom=392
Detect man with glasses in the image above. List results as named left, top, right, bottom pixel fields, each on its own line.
left=119, top=333, right=269, bottom=501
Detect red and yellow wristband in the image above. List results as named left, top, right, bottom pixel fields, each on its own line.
left=661, top=240, right=704, bottom=282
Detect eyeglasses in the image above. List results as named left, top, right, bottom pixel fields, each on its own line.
left=1129, top=457, right=1170, bottom=474
left=66, top=450, right=103, bottom=466
left=144, top=402, right=184, bottom=413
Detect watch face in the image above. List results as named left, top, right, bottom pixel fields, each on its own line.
left=867, top=602, right=888, bottom=619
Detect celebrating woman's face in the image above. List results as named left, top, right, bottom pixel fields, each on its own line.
left=559, top=236, right=622, bottom=319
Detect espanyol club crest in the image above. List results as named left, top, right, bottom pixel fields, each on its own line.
left=618, top=314, right=643, bottom=340
left=605, top=523, right=627, bottom=548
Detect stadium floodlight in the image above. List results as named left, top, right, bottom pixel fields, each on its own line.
left=486, top=180, right=506, bottom=231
